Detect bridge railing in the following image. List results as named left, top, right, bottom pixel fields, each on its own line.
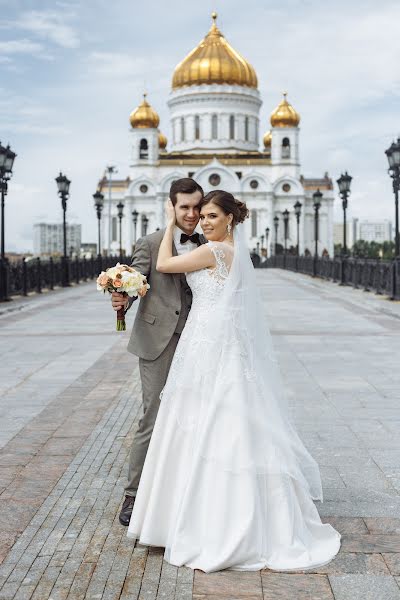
left=0, top=256, right=131, bottom=301
left=260, top=255, right=400, bottom=299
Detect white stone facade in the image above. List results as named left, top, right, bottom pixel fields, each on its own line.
left=98, top=60, right=334, bottom=259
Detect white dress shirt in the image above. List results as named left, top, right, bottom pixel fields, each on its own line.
left=173, top=227, right=198, bottom=256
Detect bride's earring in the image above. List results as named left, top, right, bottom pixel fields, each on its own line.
left=227, top=223, right=232, bottom=236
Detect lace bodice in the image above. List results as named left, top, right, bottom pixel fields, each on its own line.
left=186, top=241, right=233, bottom=309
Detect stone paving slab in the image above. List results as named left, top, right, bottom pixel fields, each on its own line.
left=0, top=270, right=400, bottom=598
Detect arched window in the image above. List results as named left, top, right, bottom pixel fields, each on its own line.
left=180, top=117, right=185, bottom=142
left=229, top=115, right=235, bottom=140
left=282, top=137, right=291, bottom=158
left=244, top=117, right=249, bottom=142
left=139, top=138, right=148, bottom=159
left=195, top=115, right=200, bottom=140
left=212, top=114, right=218, bottom=140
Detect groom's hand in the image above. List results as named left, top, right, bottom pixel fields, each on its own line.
left=111, top=292, right=129, bottom=311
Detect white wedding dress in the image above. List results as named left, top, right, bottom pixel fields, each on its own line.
left=127, top=226, right=341, bottom=572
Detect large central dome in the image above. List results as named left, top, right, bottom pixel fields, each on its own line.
left=172, top=13, right=258, bottom=90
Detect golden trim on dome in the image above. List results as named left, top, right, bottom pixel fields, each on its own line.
left=158, top=131, right=167, bottom=150
left=172, top=13, right=258, bottom=89
left=270, top=92, right=300, bottom=128
left=129, top=93, right=160, bottom=129
left=263, top=130, right=272, bottom=147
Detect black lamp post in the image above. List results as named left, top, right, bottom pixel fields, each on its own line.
left=0, top=142, right=16, bottom=302
left=117, top=201, right=124, bottom=257
left=273, top=216, right=279, bottom=257
left=385, top=138, right=400, bottom=300
left=256, top=241, right=260, bottom=256
left=55, top=172, right=71, bottom=287
left=265, top=227, right=270, bottom=258
left=260, top=234, right=265, bottom=250
left=282, top=208, right=289, bottom=269
left=93, top=191, right=104, bottom=257
left=312, top=189, right=322, bottom=277
left=132, top=209, right=139, bottom=245
left=283, top=209, right=289, bottom=265
left=337, top=171, right=352, bottom=256
left=385, top=139, right=400, bottom=257
left=294, top=200, right=302, bottom=256
left=142, top=214, right=149, bottom=237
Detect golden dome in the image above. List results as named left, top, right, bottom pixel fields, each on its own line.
left=130, top=94, right=160, bottom=129
left=158, top=131, right=167, bottom=150
left=263, top=130, right=272, bottom=148
left=172, top=12, right=258, bottom=89
left=270, top=93, right=300, bottom=128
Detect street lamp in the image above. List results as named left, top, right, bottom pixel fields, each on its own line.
left=132, top=209, right=139, bottom=245
left=282, top=209, right=289, bottom=261
left=93, top=190, right=104, bottom=257
left=273, top=216, right=279, bottom=256
left=142, top=214, right=149, bottom=237
left=260, top=234, right=265, bottom=250
left=294, top=200, right=302, bottom=256
left=385, top=139, right=400, bottom=257
left=55, top=171, right=71, bottom=287
left=337, top=171, right=352, bottom=256
left=385, top=138, right=400, bottom=300
left=312, top=189, right=322, bottom=276
left=117, top=201, right=124, bottom=257
left=265, top=227, right=270, bottom=258
left=0, top=142, right=17, bottom=301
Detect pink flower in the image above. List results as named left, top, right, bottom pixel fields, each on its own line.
left=97, top=273, right=109, bottom=287
left=113, top=279, right=122, bottom=288
left=137, top=286, right=148, bottom=298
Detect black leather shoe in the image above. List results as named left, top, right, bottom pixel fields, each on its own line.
left=119, top=495, right=135, bottom=526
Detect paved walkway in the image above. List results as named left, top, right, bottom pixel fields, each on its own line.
left=0, top=273, right=400, bottom=599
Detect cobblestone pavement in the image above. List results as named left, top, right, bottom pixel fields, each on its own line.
left=1, top=273, right=400, bottom=599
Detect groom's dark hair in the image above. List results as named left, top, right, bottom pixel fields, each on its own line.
left=170, top=178, right=204, bottom=206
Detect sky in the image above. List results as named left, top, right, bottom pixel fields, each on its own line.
left=1, top=0, right=400, bottom=252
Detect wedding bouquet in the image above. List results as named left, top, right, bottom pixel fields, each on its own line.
left=97, top=263, right=150, bottom=331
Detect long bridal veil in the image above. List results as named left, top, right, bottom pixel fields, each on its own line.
left=161, top=223, right=323, bottom=500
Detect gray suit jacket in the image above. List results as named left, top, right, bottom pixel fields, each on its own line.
left=126, top=229, right=204, bottom=361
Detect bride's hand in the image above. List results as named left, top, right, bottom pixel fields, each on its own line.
left=165, top=199, right=176, bottom=226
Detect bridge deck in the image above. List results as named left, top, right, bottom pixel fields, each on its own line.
left=0, top=272, right=400, bottom=599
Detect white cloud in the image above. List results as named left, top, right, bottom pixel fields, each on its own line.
left=87, top=52, right=147, bottom=78
left=12, top=10, right=79, bottom=49
left=0, top=39, right=44, bottom=54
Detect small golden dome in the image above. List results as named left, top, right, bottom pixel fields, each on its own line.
left=158, top=131, right=167, bottom=150
left=172, top=12, right=258, bottom=89
left=263, top=130, right=272, bottom=147
left=130, top=94, right=160, bottom=129
left=270, top=93, right=300, bottom=128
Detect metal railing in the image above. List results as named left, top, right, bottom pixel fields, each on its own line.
left=0, top=255, right=130, bottom=301
left=260, top=255, right=400, bottom=300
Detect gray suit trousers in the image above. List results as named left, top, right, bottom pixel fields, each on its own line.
left=125, top=332, right=180, bottom=497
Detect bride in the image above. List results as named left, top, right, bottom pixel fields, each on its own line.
left=127, top=190, right=341, bottom=572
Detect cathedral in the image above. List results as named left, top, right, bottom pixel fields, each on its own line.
left=97, top=13, right=334, bottom=257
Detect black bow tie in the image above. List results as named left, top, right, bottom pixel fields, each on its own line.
left=180, top=233, right=201, bottom=246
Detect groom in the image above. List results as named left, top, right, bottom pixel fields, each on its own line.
left=112, top=178, right=204, bottom=526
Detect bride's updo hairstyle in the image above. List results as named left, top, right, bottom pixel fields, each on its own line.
left=200, top=190, right=249, bottom=225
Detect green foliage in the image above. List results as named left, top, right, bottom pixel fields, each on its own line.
left=351, top=239, right=395, bottom=259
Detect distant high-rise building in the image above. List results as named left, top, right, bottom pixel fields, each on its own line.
left=33, top=223, right=82, bottom=256
left=333, top=221, right=355, bottom=248
left=355, top=220, right=393, bottom=243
